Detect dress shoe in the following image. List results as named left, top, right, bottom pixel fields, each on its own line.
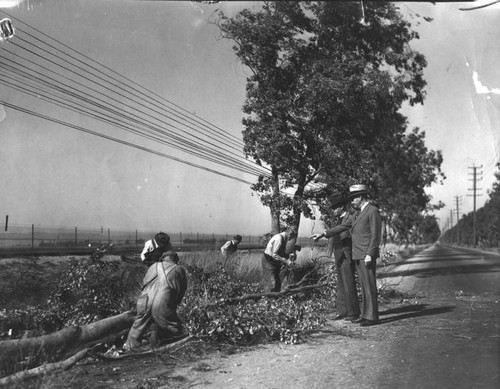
left=350, top=317, right=364, bottom=323
left=360, top=320, right=379, bottom=327
left=333, top=314, right=345, bottom=320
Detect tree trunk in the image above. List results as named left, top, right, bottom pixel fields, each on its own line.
left=0, top=310, right=135, bottom=378
left=270, top=167, right=281, bottom=234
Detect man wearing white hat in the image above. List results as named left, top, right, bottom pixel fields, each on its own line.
left=312, top=184, right=382, bottom=326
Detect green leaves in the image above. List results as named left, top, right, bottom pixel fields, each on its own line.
left=217, top=2, right=438, bottom=233
left=179, top=262, right=334, bottom=345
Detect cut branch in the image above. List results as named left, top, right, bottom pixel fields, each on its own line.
left=0, top=348, right=89, bottom=387
left=89, top=335, right=193, bottom=360
left=224, top=283, right=329, bottom=304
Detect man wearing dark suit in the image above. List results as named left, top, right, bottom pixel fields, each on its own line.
left=324, top=192, right=360, bottom=321
left=312, top=184, right=382, bottom=326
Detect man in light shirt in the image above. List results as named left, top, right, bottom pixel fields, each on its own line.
left=262, top=226, right=298, bottom=292
left=220, top=234, right=242, bottom=259
left=141, top=232, right=172, bottom=264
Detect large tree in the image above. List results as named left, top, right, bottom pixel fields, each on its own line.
left=217, top=2, right=442, bottom=234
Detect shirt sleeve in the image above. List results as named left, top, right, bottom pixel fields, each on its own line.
left=324, top=216, right=353, bottom=238
left=140, top=240, right=154, bottom=261
left=221, top=241, right=231, bottom=255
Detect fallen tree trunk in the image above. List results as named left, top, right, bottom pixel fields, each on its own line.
left=0, top=310, right=135, bottom=378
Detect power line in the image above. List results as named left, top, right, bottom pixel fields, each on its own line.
left=1, top=101, right=255, bottom=186
left=0, top=12, right=326, bottom=199
left=0, top=57, right=266, bottom=177
left=0, top=16, right=273, bottom=180
left=0, top=44, right=265, bottom=177
left=3, top=11, right=246, bottom=150
left=0, top=73, right=265, bottom=177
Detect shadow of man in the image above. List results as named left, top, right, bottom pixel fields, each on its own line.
left=379, top=304, right=455, bottom=324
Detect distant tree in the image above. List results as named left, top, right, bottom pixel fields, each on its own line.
left=417, top=214, right=441, bottom=244
left=216, top=2, right=441, bottom=234
left=476, top=162, right=500, bottom=246
left=442, top=162, right=500, bottom=247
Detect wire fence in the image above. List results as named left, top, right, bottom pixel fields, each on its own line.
left=0, top=223, right=314, bottom=254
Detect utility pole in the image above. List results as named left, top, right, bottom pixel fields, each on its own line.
left=467, top=165, right=483, bottom=247
left=450, top=210, right=454, bottom=244
left=454, top=196, right=462, bottom=244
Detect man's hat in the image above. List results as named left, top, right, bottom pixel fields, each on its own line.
left=233, top=234, right=242, bottom=242
left=155, top=232, right=171, bottom=245
left=346, top=184, right=369, bottom=199
left=327, top=192, right=346, bottom=208
left=162, top=251, right=179, bottom=262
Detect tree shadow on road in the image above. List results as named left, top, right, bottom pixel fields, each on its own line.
left=379, top=304, right=455, bottom=324
left=379, top=262, right=500, bottom=279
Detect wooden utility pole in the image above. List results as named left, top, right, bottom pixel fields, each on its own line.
left=467, top=165, right=483, bottom=247
left=450, top=210, right=454, bottom=244
left=455, top=196, right=462, bottom=244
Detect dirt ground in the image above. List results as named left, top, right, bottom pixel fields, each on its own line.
left=1, top=246, right=499, bottom=389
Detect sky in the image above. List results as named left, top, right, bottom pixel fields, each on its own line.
left=0, top=0, right=499, bottom=237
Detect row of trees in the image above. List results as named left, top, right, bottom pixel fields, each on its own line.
left=216, top=2, right=444, bottom=243
left=441, top=163, right=500, bottom=248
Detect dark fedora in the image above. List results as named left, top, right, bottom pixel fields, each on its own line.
left=327, top=192, right=346, bottom=208
left=346, top=184, right=369, bottom=199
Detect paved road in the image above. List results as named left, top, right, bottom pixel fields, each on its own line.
left=376, top=243, right=500, bottom=389
left=380, top=243, right=500, bottom=295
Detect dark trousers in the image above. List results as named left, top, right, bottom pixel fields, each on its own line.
left=262, top=254, right=283, bottom=292
left=355, top=259, right=379, bottom=321
left=335, top=252, right=360, bottom=317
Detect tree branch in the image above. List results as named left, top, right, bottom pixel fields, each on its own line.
left=0, top=348, right=89, bottom=386
left=224, top=283, right=329, bottom=304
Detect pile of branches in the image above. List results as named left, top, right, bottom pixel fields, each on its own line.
left=181, top=258, right=337, bottom=345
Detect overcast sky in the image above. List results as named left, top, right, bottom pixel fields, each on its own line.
left=0, top=1, right=499, bottom=237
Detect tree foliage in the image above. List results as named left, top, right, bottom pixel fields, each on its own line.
left=216, top=1, right=443, bottom=235
left=442, top=162, right=500, bottom=247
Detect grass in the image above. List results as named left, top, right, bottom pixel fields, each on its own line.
left=178, top=246, right=328, bottom=285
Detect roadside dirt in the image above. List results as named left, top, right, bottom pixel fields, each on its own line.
left=2, top=249, right=499, bottom=389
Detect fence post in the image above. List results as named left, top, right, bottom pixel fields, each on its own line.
left=135, top=230, right=138, bottom=248
left=75, top=226, right=77, bottom=248
left=108, top=228, right=110, bottom=244
left=4, top=215, right=8, bottom=232
left=32, top=224, right=34, bottom=249
left=180, top=232, right=182, bottom=248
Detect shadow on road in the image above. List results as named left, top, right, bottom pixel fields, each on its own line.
left=379, top=304, right=455, bottom=324
left=379, top=262, right=500, bottom=279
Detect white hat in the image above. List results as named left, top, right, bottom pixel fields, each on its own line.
left=347, top=184, right=369, bottom=199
